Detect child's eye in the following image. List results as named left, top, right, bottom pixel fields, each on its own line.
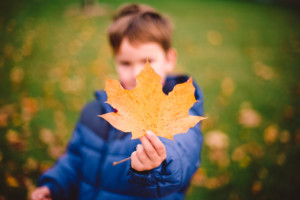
left=121, top=61, right=131, bottom=66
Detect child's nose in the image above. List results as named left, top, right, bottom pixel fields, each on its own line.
left=133, top=64, right=144, bottom=77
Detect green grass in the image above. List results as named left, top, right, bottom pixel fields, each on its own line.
left=0, top=0, right=299, bottom=199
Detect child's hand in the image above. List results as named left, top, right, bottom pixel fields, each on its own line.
left=31, top=186, right=52, bottom=200
left=131, top=131, right=166, bottom=171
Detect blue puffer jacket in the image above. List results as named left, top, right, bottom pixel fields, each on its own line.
left=38, top=75, right=204, bottom=200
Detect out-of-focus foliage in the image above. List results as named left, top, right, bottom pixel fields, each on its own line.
left=0, top=0, right=299, bottom=199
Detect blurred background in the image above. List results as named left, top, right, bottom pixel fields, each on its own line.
left=0, top=0, right=299, bottom=199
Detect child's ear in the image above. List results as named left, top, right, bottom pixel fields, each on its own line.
left=166, top=48, right=177, bottom=73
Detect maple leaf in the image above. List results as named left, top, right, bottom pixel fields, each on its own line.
left=99, top=61, right=205, bottom=140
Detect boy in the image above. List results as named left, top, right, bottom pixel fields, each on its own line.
left=31, top=3, right=204, bottom=200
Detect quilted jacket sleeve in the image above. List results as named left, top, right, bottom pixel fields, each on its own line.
left=38, top=124, right=82, bottom=200
left=38, top=100, right=105, bottom=200
left=126, top=81, right=204, bottom=198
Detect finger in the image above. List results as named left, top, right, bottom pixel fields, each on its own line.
left=32, top=187, right=51, bottom=200
left=140, top=136, right=159, bottom=161
left=41, top=196, right=52, bottom=200
left=31, top=194, right=37, bottom=200
left=31, top=192, right=36, bottom=199
left=131, top=151, right=144, bottom=171
left=41, top=186, right=51, bottom=197
left=31, top=190, right=41, bottom=200
left=40, top=186, right=50, bottom=193
left=136, top=144, right=151, bottom=165
left=146, top=131, right=166, bottom=157
left=37, top=194, right=44, bottom=200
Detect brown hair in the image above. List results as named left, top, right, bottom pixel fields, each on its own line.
left=108, top=4, right=173, bottom=54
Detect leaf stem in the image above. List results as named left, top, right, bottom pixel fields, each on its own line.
left=113, top=156, right=131, bottom=166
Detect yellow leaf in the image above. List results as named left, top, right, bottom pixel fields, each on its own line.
left=99, top=61, right=205, bottom=140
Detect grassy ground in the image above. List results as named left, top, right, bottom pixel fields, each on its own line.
left=0, top=0, right=299, bottom=199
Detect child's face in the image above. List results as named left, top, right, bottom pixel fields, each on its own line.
left=115, top=38, right=176, bottom=90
